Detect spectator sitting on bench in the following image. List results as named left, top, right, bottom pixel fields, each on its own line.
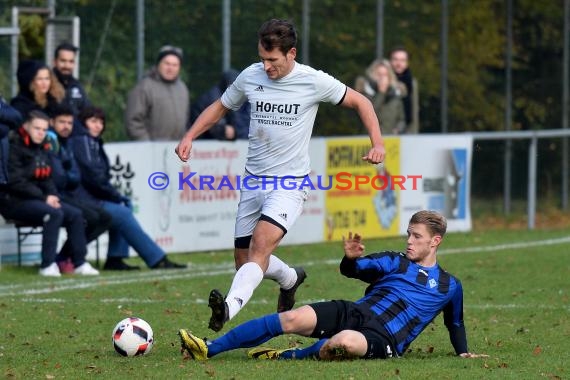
left=46, top=104, right=113, bottom=273
left=71, top=106, right=186, bottom=270
left=0, top=110, right=98, bottom=276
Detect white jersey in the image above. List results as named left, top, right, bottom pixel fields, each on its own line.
left=221, top=61, right=347, bottom=177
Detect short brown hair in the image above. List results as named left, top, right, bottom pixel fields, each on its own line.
left=26, top=110, right=50, bottom=124
left=409, top=210, right=447, bottom=237
left=389, top=46, right=410, bottom=60
left=258, top=19, right=297, bottom=55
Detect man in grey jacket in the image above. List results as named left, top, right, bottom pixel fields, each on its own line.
left=125, top=45, right=190, bottom=141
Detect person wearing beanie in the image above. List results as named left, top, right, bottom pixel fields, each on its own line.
left=125, top=45, right=190, bottom=141
left=10, top=60, right=65, bottom=118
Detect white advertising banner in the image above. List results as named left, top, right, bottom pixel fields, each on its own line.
left=399, top=135, right=473, bottom=233
left=105, top=141, right=247, bottom=253
left=104, top=139, right=326, bottom=254
left=0, top=135, right=473, bottom=263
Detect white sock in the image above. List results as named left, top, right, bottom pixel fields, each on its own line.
left=263, top=255, right=297, bottom=290
left=225, top=262, right=264, bottom=320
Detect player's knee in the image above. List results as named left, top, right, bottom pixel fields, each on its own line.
left=278, top=310, right=299, bottom=333
left=279, top=306, right=313, bottom=333
left=278, top=306, right=315, bottom=335
left=250, top=222, right=283, bottom=254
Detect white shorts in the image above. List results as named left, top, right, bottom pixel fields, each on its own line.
left=234, top=176, right=309, bottom=238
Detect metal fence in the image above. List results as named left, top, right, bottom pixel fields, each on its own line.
left=1, top=0, right=569, bottom=209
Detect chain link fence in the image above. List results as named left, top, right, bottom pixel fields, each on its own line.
left=2, top=0, right=569, bottom=206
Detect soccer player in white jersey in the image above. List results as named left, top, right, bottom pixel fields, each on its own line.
left=175, top=19, right=386, bottom=332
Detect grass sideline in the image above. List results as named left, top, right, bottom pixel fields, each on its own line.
left=1, top=228, right=569, bottom=379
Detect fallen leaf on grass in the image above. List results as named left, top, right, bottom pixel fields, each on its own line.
left=532, top=345, right=542, bottom=356
left=204, top=363, right=216, bottom=377
left=182, top=350, right=192, bottom=360
left=543, top=373, right=561, bottom=380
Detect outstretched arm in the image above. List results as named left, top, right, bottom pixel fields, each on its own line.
left=340, top=87, right=385, bottom=164
left=443, top=282, right=489, bottom=359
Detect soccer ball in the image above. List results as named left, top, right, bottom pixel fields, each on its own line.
left=112, top=317, right=154, bottom=357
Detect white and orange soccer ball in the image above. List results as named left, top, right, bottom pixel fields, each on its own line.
left=112, top=317, right=154, bottom=357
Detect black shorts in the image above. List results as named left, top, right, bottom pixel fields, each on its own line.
left=309, top=300, right=397, bottom=359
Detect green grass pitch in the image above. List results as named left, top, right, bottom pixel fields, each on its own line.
left=1, top=228, right=568, bottom=379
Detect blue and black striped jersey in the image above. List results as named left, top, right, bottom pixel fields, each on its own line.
left=340, top=251, right=468, bottom=356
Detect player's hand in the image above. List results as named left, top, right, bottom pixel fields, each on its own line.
left=343, top=231, right=365, bottom=259
left=362, top=144, right=385, bottom=165
left=175, top=135, right=193, bottom=162
left=459, top=352, right=489, bottom=358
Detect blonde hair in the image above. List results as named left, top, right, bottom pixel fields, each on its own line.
left=409, top=210, right=447, bottom=238
left=366, top=59, right=399, bottom=88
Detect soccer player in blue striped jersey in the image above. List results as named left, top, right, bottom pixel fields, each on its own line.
left=179, top=210, right=487, bottom=361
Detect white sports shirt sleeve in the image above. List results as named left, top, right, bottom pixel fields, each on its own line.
left=221, top=62, right=347, bottom=177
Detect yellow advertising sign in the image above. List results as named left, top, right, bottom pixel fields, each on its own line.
left=324, top=137, right=401, bottom=241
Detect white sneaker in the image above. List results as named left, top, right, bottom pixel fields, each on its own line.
left=39, top=262, right=62, bottom=277
left=74, top=262, right=100, bottom=276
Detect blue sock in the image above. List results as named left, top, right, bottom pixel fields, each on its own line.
left=207, top=313, right=283, bottom=357
left=279, top=339, right=327, bottom=360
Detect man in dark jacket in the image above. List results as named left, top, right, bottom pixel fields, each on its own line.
left=52, top=42, right=91, bottom=118
left=389, top=47, right=419, bottom=134
left=47, top=105, right=115, bottom=272
left=0, top=110, right=98, bottom=276
left=0, top=97, right=23, bottom=185
left=191, top=69, right=250, bottom=140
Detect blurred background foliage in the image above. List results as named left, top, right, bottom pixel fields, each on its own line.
left=1, top=0, right=568, bottom=200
